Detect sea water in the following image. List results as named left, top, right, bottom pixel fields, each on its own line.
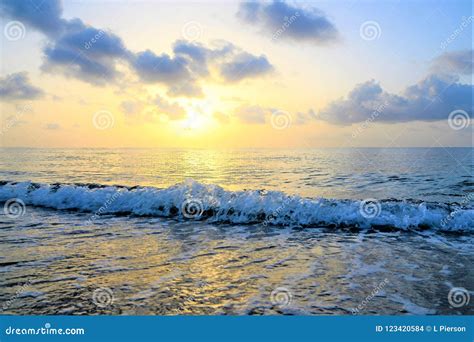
left=0, top=148, right=472, bottom=315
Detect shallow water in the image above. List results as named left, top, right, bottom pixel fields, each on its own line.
left=1, top=207, right=473, bottom=315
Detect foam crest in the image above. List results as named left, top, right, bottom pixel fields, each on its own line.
left=0, top=180, right=472, bottom=232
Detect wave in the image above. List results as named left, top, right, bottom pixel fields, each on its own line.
left=0, top=180, right=473, bottom=232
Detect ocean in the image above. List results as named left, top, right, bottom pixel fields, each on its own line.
left=0, top=148, right=472, bottom=315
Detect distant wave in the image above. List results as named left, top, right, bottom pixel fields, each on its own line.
left=0, top=180, right=472, bottom=232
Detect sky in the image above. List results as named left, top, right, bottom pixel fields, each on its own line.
left=0, top=0, right=472, bottom=148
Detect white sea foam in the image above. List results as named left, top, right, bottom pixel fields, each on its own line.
left=0, top=180, right=472, bottom=232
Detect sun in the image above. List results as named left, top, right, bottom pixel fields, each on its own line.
left=176, top=98, right=219, bottom=133
left=182, top=110, right=207, bottom=131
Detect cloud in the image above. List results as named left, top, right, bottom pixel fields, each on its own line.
left=172, top=39, right=236, bottom=77
left=0, top=72, right=44, bottom=100
left=1, top=1, right=128, bottom=85
left=220, top=52, right=273, bottom=82
left=2, top=0, right=275, bottom=95
left=167, top=82, right=203, bottom=97
left=233, top=105, right=319, bottom=125
left=0, top=0, right=64, bottom=36
left=1, top=1, right=130, bottom=85
left=234, top=105, right=269, bottom=123
left=41, top=19, right=130, bottom=85
left=173, top=40, right=213, bottom=77
left=237, top=0, right=339, bottom=44
left=45, top=123, right=61, bottom=130
left=62, top=20, right=129, bottom=58
left=318, top=74, right=473, bottom=124
left=213, top=112, right=231, bottom=124
left=132, top=40, right=273, bottom=93
left=130, top=50, right=205, bottom=97
left=154, top=95, right=187, bottom=120
left=431, top=49, right=473, bottom=75
left=131, top=51, right=190, bottom=84
left=121, top=95, right=187, bottom=122
left=42, top=46, right=119, bottom=85
left=172, top=40, right=273, bottom=85
left=294, top=109, right=317, bottom=124
left=121, top=100, right=143, bottom=116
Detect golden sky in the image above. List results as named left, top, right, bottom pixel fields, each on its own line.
left=0, top=0, right=472, bottom=148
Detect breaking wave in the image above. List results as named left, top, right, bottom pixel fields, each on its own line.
left=0, top=180, right=472, bottom=232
